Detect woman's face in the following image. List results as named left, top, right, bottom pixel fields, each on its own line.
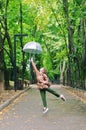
left=40, top=68, right=46, bottom=74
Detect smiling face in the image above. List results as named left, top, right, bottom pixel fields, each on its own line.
left=40, top=68, right=46, bottom=74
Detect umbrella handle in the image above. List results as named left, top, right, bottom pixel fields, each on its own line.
left=29, top=53, right=35, bottom=62
left=31, top=54, right=35, bottom=61
left=33, top=54, right=35, bottom=61
left=28, top=53, right=31, bottom=63
left=29, top=53, right=31, bottom=59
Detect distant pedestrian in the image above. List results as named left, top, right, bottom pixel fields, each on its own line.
left=31, top=58, right=66, bottom=114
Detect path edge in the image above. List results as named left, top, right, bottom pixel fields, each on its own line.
left=0, top=87, right=31, bottom=111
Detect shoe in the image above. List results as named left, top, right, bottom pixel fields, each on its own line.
left=60, top=95, right=66, bottom=101
left=43, top=107, right=49, bottom=114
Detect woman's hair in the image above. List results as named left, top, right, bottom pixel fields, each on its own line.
left=40, top=68, right=46, bottom=74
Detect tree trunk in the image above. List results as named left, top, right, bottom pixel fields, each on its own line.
left=82, top=17, right=86, bottom=89
left=60, top=61, right=66, bottom=84
left=62, top=0, right=75, bottom=86
left=2, top=0, right=13, bottom=89
left=0, top=27, right=4, bottom=91
left=0, top=70, right=4, bottom=94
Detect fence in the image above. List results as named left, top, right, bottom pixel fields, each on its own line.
left=63, top=79, right=86, bottom=100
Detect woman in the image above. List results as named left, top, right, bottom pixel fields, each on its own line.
left=31, top=59, right=66, bottom=114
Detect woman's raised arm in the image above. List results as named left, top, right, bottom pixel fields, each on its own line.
left=31, top=60, right=40, bottom=76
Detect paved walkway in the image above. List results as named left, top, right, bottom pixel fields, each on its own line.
left=0, top=85, right=86, bottom=130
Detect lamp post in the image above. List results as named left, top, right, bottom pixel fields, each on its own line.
left=14, top=34, right=28, bottom=91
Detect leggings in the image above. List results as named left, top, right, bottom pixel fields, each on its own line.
left=39, top=87, right=60, bottom=108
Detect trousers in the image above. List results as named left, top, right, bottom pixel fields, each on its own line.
left=39, top=87, right=60, bottom=107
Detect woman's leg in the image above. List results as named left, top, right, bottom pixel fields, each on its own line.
left=45, top=87, right=60, bottom=98
left=39, top=89, right=47, bottom=108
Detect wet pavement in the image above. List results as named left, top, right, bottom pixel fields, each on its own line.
left=0, top=84, right=86, bottom=130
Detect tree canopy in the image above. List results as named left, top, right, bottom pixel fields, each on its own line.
left=0, top=0, right=86, bottom=89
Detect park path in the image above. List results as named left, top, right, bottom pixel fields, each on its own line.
left=0, top=84, right=86, bottom=130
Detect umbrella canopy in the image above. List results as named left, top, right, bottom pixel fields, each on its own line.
left=23, top=41, right=42, bottom=54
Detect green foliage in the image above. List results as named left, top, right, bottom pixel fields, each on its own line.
left=0, top=0, right=85, bottom=87
left=42, top=52, right=54, bottom=79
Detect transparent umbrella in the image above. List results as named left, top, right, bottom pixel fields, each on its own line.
left=23, top=41, right=42, bottom=54
left=23, top=41, right=42, bottom=84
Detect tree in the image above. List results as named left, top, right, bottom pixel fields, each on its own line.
left=0, top=0, right=5, bottom=91
left=0, top=0, right=85, bottom=90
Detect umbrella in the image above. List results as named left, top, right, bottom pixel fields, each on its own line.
left=23, top=41, right=42, bottom=54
